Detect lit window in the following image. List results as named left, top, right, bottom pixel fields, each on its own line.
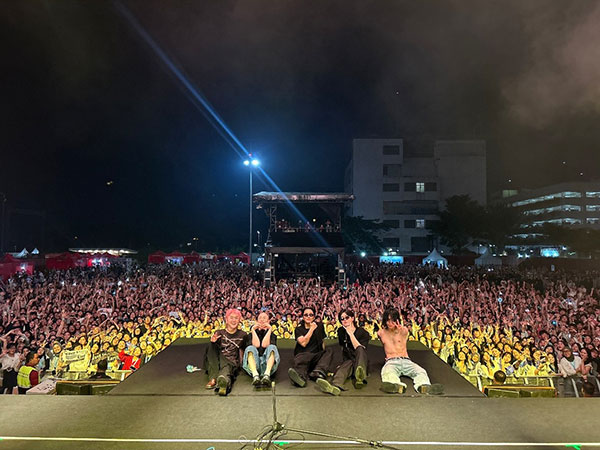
left=586, top=191, right=600, bottom=198
left=586, top=218, right=600, bottom=224
left=416, top=182, right=425, bottom=193
left=416, top=219, right=425, bottom=228
left=512, top=191, right=581, bottom=207
left=586, top=205, right=600, bottom=212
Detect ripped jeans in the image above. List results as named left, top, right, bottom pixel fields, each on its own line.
left=381, top=356, right=431, bottom=391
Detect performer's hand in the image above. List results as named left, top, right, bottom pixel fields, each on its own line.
left=309, top=322, right=318, bottom=332
left=210, top=333, right=221, bottom=343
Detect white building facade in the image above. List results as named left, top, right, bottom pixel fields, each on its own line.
left=504, top=181, right=600, bottom=240
left=345, top=139, right=486, bottom=253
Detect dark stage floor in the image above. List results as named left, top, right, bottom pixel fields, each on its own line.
left=109, top=338, right=484, bottom=397
left=1, top=338, right=599, bottom=450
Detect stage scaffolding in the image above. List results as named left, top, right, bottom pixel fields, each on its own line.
left=253, top=192, right=354, bottom=286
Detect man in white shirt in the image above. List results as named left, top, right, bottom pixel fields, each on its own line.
left=0, top=343, right=22, bottom=394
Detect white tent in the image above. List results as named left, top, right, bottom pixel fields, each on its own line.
left=31, top=248, right=40, bottom=255
left=475, top=248, right=502, bottom=267
left=422, top=249, right=448, bottom=268
left=16, top=248, right=29, bottom=258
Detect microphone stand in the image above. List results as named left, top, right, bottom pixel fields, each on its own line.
left=247, top=382, right=402, bottom=450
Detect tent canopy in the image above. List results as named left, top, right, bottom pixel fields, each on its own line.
left=475, top=248, right=502, bottom=267
left=422, top=249, right=448, bottom=268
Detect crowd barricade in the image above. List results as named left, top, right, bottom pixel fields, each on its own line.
left=471, top=374, right=599, bottom=398
left=59, top=369, right=132, bottom=381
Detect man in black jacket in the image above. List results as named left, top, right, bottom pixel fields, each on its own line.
left=317, top=308, right=369, bottom=395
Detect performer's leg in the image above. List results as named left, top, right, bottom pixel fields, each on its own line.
left=243, top=346, right=260, bottom=377
left=332, top=359, right=354, bottom=388
left=293, top=352, right=314, bottom=379
left=403, top=359, right=431, bottom=391
left=313, top=346, right=333, bottom=376
left=264, top=345, right=280, bottom=375
left=381, top=360, right=406, bottom=393
left=204, top=342, right=220, bottom=381
left=353, top=346, right=368, bottom=387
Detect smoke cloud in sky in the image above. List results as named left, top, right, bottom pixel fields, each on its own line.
left=502, top=1, right=600, bottom=128
left=1, top=0, right=600, bottom=249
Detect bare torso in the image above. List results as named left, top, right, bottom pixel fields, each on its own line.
left=378, top=325, right=409, bottom=359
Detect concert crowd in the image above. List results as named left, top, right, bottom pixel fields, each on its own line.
left=1, top=261, right=599, bottom=393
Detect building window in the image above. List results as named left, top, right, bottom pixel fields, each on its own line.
left=404, top=182, right=415, bottom=192
left=383, top=164, right=402, bottom=177
left=383, top=145, right=400, bottom=155
left=416, top=219, right=425, bottom=229
left=416, top=182, right=425, bottom=193
left=425, top=182, right=437, bottom=192
left=587, top=218, right=600, bottom=224
left=404, top=220, right=416, bottom=228
left=411, top=236, right=431, bottom=253
left=512, top=191, right=582, bottom=207
left=382, top=220, right=400, bottom=228
left=382, top=238, right=400, bottom=248
left=383, top=201, right=404, bottom=215
left=383, top=183, right=400, bottom=192
left=586, top=205, right=600, bottom=212
left=586, top=191, right=600, bottom=198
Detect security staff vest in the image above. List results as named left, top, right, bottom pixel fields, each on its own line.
left=17, top=366, right=36, bottom=389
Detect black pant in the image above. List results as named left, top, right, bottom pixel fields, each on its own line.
left=292, top=347, right=333, bottom=379
left=204, top=342, right=239, bottom=386
left=2, top=370, right=17, bottom=394
left=332, top=346, right=368, bottom=388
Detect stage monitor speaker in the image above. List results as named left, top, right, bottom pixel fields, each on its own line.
left=90, top=384, right=116, bottom=395
left=519, top=388, right=555, bottom=398
left=486, top=388, right=519, bottom=398
left=56, top=383, right=91, bottom=395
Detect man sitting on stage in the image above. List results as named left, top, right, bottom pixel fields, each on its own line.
left=288, top=307, right=333, bottom=387
left=316, top=308, right=369, bottom=396
left=378, top=307, right=443, bottom=395
left=243, top=311, right=280, bottom=386
left=204, top=308, right=248, bottom=396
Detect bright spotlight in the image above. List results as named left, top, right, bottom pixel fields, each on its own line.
left=251, top=159, right=260, bottom=167
left=243, top=160, right=250, bottom=166
left=360, top=251, right=366, bottom=258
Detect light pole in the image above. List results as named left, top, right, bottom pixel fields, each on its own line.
left=243, top=156, right=259, bottom=265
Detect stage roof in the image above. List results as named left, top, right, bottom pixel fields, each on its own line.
left=253, top=192, right=355, bottom=203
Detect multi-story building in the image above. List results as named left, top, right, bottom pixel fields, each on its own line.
left=503, top=181, right=600, bottom=240
left=345, top=138, right=486, bottom=253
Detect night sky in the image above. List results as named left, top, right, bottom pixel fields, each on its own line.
left=2, top=1, right=600, bottom=252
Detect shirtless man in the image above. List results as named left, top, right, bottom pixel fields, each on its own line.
left=378, top=307, right=443, bottom=395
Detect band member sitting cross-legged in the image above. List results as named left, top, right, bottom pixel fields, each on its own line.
left=316, top=308, right=370, bottom=396
left=288, top=307, right=333, bottom=387
left=243, top=310, right=280, bottom=387
left=378, top=307, right=443, bottom=395
left=204, top=308, right=248, bottom=396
